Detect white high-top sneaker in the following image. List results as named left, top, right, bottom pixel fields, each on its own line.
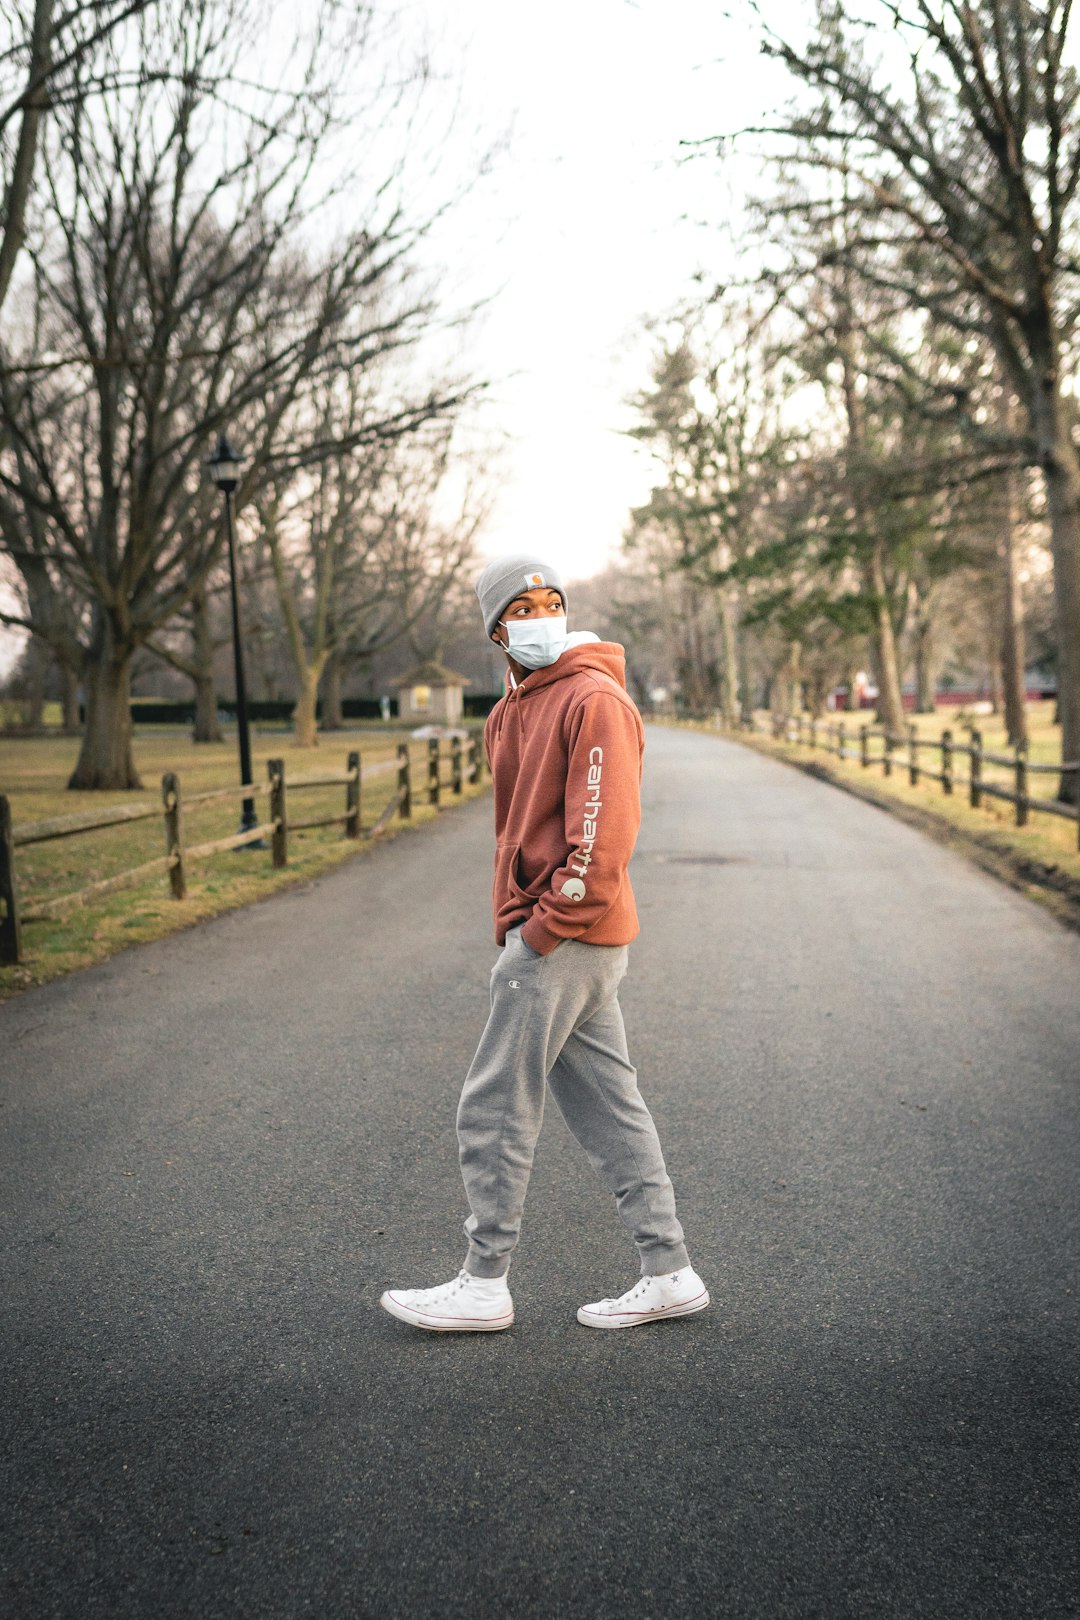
left=577, top=1266, right=710, bottom=1329
left=380, top=1270, right=514, bottom=1332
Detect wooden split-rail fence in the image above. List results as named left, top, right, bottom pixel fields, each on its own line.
left=0, top=734, right=486, bottom=967
left=753, top=713, right=1080, bottom=844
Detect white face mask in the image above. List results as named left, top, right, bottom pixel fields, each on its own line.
left=501, top=615, right=570, bottom=670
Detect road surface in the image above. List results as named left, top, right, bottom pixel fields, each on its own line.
left=3, top=725, right=1079, bottom=1619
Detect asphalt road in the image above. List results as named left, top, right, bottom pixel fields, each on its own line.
left=3, top=724, right=1079, bottom=1620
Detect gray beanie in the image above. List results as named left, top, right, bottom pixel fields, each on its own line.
left=474, top=554, right=566, bottom=638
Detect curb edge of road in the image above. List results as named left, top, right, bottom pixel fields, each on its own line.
left=719, top=728, right=1080, bottom=937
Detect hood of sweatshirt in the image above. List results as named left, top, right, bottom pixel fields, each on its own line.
left=493, top=640, right=629, bottom=745
left=505, top=640, right=629, bottom=697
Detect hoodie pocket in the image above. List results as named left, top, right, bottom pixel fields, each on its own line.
left=499, top=841, right=543, bottom=898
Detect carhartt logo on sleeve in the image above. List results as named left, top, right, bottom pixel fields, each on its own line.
left=561, top=878, right=586, bottom=901
left=568, top=746, right=604, bottom=885
left=524, top=571, right=546, bottom=588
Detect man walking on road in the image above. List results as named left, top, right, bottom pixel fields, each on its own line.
left=380, top=556, right=709, bottom=1333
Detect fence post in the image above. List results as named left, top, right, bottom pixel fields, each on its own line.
left=428, top=737, right=440, bottom=806
left=0, top=794, right=22, bottom=966
left=451, top=735, right=463, bottom=795
left=397, top=743, right=412, bottom=819
left=969, top=728, right=982, bottom=808
left=345, top=750, right=361, bottom=838
left=1015, top=744, right=1029, bottom=827
left=941, top=729, right=953, bottom=795
left=268, top=758, right=287, bottom=867
left=909, top=724, right=920, bottom=786
left=837, top=721, right=846, bottom=761
left=860, top=725, right=870, bottom=768
left=468, top=734, right=481, bottom=786
left=883, top=730, right=894, bottom=777
left=161, top=772, right=186, bottom=900
left=809, top=716, right=817, bottom=750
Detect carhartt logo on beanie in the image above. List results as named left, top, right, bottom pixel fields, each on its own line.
left=475, top=554, right=566, bottom=638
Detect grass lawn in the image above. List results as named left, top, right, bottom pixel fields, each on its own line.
left=660, top=701, right=1080, bottom=923
left=0, top=720, right=488, bottom=1002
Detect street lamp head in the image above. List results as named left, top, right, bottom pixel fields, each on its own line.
left=207, top=432, right=245, bottom=495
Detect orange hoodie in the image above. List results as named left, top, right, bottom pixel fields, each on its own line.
left=484, top=641, right=644, bottom=956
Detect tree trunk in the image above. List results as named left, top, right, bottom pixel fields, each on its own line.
left=1029, top=361, right=1080, bottom=803
left=770, top=658, right=789, bottom=720
left=60, top=661, right=81, bottom=734
left=194, top=672, right=222, bottom=743
left=984, top=578, right=1003, bottom=714
left=322, top=652, right=344, bottom=730
left=682, top=581, right=708, bottom=712
left=867, top=541, right=906, bottom=733
left=807, top=671, right=830, bottom=717
left=735, top=586, right=753, bottom=723
left=67, top=617, right=141, bottom=790
left=717, top=587, right=739, bottom=724
left=911, top=578, right=936, bottom=713
left=292, top=656, right=328, bottom=748
left=770, top=643, right=800, bottom=720
left=248, top=608, right=276, bottom=701
left=1041, top=448, right=1080, bottom=800
left=914, top=641, right=935, bottom=712
left=837, top=298, right=906, bottom=732
left=0, top=0, right=54, bottom=317
left=999, top=471, right=1028, bottom=748
left=22, top=635, right=48, bottom=728
left=191, top=588, right=223, bottom=743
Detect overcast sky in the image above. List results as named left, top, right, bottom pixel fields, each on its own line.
left=404, top=0, right=788, bottom=583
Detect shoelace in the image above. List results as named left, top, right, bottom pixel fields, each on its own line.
left=405, top=1270, right=471, bottom=1305
left=598, top=1279, right=653, bottom=1309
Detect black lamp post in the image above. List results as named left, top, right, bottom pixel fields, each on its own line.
left=207, top=433, right=260, bottom=839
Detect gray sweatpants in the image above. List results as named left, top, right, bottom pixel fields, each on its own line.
left=456, top=926, right=690, bottom=1279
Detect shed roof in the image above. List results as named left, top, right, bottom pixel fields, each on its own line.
left=392, top=659, right=472, bottom=689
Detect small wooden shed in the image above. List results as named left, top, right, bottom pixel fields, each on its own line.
left=393, top=659, right=471, bottom=725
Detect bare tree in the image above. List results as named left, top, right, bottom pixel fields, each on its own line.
left=742, top=0, right=1080, bottom=798
left=626, top=320, right=795, bottom=721
left=0, top=0, right=161, bottom=317
left=258, top=421, right=484, bottom=747
left=0, top=0, right=487, bottom=787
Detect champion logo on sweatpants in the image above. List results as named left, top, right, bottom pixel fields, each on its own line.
left=508, top=979, right=522, bottom=989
